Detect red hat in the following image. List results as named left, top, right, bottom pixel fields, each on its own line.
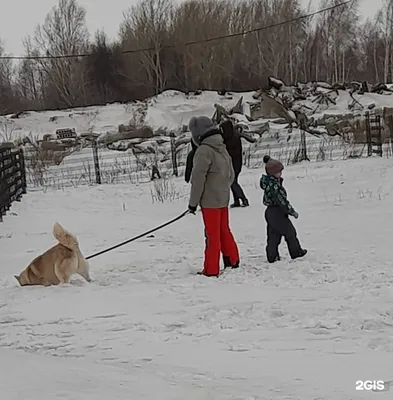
left=263, top=155, right=284, bottom=175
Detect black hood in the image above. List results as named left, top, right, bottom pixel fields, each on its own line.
left=220, top=119, right=235, bottom=142
left=191, top=139, right=198, bottom=151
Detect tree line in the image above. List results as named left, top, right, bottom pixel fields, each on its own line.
left=1, top=0, right=393, bottom=115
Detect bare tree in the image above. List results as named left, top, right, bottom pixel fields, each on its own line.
left=0, top=39, right=22, bottom=114
left=120, top=0, right=174, bottom=96
left=85, top=30, right=126, bottom=103
left=2, top=0, right=393, bottom=114
left=170, top=0, right=235, bottom=90
left=17, top=37, right=43, bottom=106
left=33, top=0, right=89, bottom=107
left=374, top=0, right=393, bottom=83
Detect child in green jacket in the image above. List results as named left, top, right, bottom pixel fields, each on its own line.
left=260, top=155, right=307, bottom=263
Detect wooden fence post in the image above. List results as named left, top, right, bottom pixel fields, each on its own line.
left=365, top=111, right=382, bottom=157
left=92, top=140, right=101, bottom=184
left=19, top=148, right=27, bottom=194
left=298, top=129, right=309, bottom=162
left=389, top=115, right=393, bottom=157
left=170, top=132, right=178, bottom=177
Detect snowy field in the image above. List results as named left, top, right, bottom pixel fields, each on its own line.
left=1, top=157, right=393, bottom=399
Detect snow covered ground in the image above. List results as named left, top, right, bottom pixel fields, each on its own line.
left=1, top=157, right=393, bottom=399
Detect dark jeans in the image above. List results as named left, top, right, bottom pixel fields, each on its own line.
left=231, top=172, right=247, bottom=204
left=265, top=206, right=302, bottom=262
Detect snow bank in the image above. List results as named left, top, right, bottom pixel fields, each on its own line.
left=2, top=88, right=393, bottom=142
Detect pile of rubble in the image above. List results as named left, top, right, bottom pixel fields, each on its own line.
left=238, top=77, right=393, bottom=143
left=7, top=76, right=393, bottom=170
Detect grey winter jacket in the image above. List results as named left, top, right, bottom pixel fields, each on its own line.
left=189, top=132, right=234, bottom=208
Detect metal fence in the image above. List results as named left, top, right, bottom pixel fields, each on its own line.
left=23, top=130, right=393, bottom=189
left=0, top=144, right=27, bottom=221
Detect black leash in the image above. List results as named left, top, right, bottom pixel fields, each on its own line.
left=86, top=210, right=190, bottom=260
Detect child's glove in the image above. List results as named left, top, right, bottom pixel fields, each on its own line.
left=292, top=211, right=299, bottom=219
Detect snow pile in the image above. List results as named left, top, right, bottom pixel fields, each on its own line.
left=2, top=85, right=393, bottom=188
left=2, top=86, right=393, bottom=141
left=1, top=157, right=393, bottom=398
left=0, top=91, right=257, bottom=141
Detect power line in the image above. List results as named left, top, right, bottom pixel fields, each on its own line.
left=0, top=0, right=351, bottom=61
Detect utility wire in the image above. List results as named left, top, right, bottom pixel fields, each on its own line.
left=0, top=0, right=351, bottom=60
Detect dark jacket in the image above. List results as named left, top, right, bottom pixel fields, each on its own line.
left=220, top=120, right=242, bottom=175
left=260, top=174, right=297, bottom=217
left=184, top=140, right=198, bottom=183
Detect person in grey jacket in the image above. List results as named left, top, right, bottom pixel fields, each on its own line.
left=188, top=116, right=240, bottom=277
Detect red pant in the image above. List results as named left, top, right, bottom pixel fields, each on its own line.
left=201, top=207, right=239, bottom=276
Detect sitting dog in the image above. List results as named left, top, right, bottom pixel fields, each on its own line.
left=14, top=222, right=91, bottom=286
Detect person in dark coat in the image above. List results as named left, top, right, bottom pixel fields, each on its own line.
left=220, top=120, right=249, bottom=208
left=260, top=155, right=307, bottom=263
left=184, top=140, right=198, bottom=183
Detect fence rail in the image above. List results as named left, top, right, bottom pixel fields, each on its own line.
left=23, top=129, right=393, bottom=189
left=0, top=145, right=27, bottom=221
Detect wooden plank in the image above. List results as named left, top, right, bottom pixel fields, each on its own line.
left=0, top=148, right=26, bottom=222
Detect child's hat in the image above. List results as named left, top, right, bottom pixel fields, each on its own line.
left=263, top=155, right=284, bottom=175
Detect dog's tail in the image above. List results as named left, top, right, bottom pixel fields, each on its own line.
left=53, top=222, right=79, bottom=250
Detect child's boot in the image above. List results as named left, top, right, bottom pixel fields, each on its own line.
left=291, top=248, right=307, bottom=260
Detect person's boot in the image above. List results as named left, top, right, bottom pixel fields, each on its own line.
left=291, top=249, right=307, bottom=260
left=197, top=270, right=219, bottom=277
left=223, top=256, right=240, bottom=269
left=241, top=199, right=249, bottom=207
left=267, top=254, right=281, bottom=263
left=230, top=201, right=241, bottom=208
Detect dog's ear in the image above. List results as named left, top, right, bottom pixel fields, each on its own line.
left=14, top=275, right=21, bottom=285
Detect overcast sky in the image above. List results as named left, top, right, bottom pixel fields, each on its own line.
left=0, top=0, right=382, bottom=56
